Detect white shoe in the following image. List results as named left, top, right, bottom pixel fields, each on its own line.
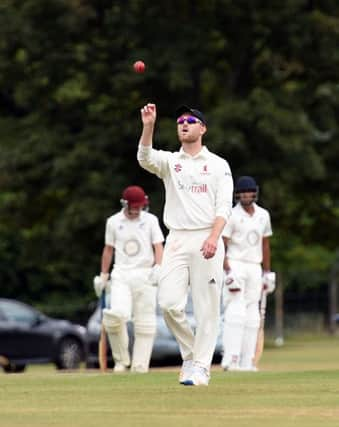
left=131, top=365, right=148, bottom=373
left=179, top=360, right=193, bottom=384
left=222, top=355, right=240, bottom=371
left=227, top=363, right=241, bottom=372
left=238, top=365, right=258, bottom=372
left=113, top=362, right=128, bottom=373
left=182, top=363, right=210, bottom=386
left=223, top=360, right=241, bottom=371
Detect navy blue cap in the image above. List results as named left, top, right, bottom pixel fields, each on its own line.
left=235, top=176, right=257, bottom=193
left=175, top=105, right=207, bottom=125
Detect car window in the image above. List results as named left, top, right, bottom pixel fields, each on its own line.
left=0, top=300, right=38, bottom=325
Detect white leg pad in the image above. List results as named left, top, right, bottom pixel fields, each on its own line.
left=240, top=326, right=258, bottom=369
left=102, top=309, right=130, bottom=367
left=221, top=298, right=246, bottom=369
left=240, top=303, right=260, bottom=369
left=131, top=333, right=155, bottom=373
left=131, top=320, right=156, bottom=373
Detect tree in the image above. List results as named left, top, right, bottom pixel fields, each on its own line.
left=0, top=0, right=338, bottom=315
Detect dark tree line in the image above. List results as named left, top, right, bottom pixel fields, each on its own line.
left=0, top=1, right=339, bottom=317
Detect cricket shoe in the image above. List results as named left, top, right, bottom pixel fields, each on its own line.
left=182, top=363, right=210, bottom=386
left=224, top=364, right=241, bottom=372
left=131, top=365, right=148, bottom=374
left=222, top=360, right=241, bottom=372
left=113, top=362, right=128, bottom=373
left=179, top=359, right=193, bottom=384
left=238, top=365, right=258, bottom=372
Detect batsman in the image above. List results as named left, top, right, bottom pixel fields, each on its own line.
left=221, top=176, right=275, bottom=372
left=94, top=185, right=164, bottom=373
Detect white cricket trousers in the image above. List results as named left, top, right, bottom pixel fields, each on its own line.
left=158, top=229, right=224, bottom=369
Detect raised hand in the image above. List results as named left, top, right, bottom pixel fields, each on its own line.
left=141, top=103, right=157, bottom=126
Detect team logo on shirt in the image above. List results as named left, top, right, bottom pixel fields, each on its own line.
left=174, top=164, right=182, bottom=173
left=246, top=230, right=260, bottom=246
left=201, top=164, right=210, bottom=175
left=124, top=239, right=141, bottom=256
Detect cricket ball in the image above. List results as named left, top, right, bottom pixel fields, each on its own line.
left=133, top=60, right=145, bottom=73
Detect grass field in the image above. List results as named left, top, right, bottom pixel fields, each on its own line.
left=1, top=335, right=339, bottom=427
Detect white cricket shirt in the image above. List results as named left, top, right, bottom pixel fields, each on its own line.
left=137, top=145, right=233, bottom=230
left=223, top=203, right=272, bottom=264
left=105, top=210, right=164, bottom=269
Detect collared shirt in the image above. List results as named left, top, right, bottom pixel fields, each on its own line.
left=222, top=203, right=273, bottom=264
left=137, top=145, right=233, bottom=230
left=105, top=210, right=164, bottom=269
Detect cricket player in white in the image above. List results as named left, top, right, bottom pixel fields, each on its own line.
left=94, top=185, right=164, bottom=373
left=137, top=103, right=233, bottom=386
left=221, top=176, right=275, bottom=371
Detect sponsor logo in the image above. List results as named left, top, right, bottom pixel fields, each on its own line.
left=191, top=184, right=207, bottom=193
left=174, top=163, right=182, bottom=173
left=178, top=180, right=208, bottom=193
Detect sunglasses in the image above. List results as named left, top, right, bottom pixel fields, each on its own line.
left=176, top=116, right=202, bottom=125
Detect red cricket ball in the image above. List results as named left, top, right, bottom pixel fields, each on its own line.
left=133, top=60, right=146, bottom=73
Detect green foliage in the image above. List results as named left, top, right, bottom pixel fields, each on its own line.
left=0, top=0, right=339, bottom=312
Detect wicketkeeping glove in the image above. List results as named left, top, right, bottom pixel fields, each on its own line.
left=262, top=271, right=276, bottom=294
left=224, top=270, right=241, bottom=292
left=93, top=273, right=110, bottom=297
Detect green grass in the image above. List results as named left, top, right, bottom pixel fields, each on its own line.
left=1, top=336, right=339, bottom=427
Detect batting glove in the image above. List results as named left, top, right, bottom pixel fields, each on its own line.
left=263, top=271, right=276, bottom=294
left=149, top=264, right=161, bottom=286
left=224, top=270, right=241, bottom=292
left=93, top=272, right=110, bottom=297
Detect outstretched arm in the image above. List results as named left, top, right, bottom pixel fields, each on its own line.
left=137, top=103, right=169, bottom=178
left=139, top=103, right=157, bottom=147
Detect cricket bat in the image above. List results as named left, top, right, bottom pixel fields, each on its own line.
left=98, top=290, right=107, bottom=372
left=254, top=290, right=267, bottom=367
